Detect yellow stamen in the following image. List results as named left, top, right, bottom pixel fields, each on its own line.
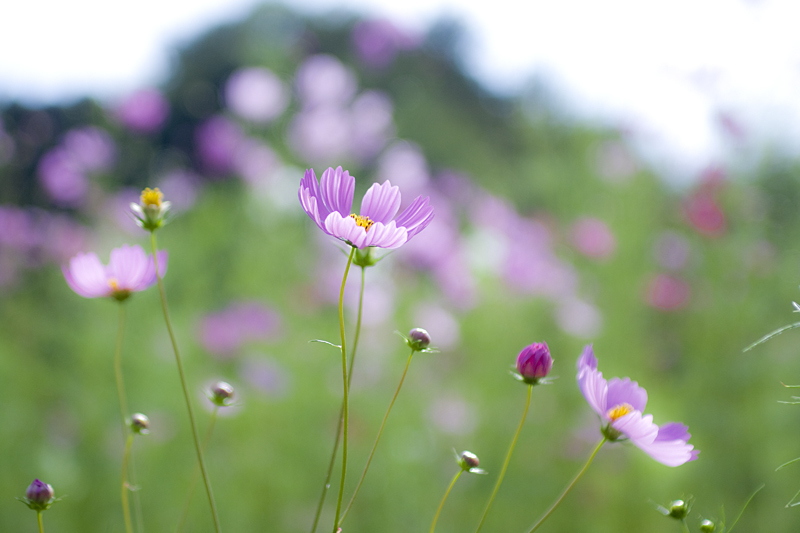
left=140, top=187, right=163, bottom=207
left=108, top=278, right=120, bottom=291
left=606, top=403, right=633, bottom=421
left=349, top=213, right=374, bottom=232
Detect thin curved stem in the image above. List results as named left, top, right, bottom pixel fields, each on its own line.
left=331, top=247, right=356, bottom=533
left=310, top=266, right=366, bottom=533
left=176, top=406, right=219, bottom=533
left=340, top=348, right=415, bottom=525
left=525, top=438, right=606, bottom=533
left=150, top=232, right=221, bottom=533
left=680, top=519, right=690, bottom=533
left=121, top=433, right=135, bottom=533
left=37, top=511, right=44, bottom=533
left=114, top=304, right=134, bottom=533
left=430, top=470, right=463, bottom=533
left=475, top=384, right=533, bottom=533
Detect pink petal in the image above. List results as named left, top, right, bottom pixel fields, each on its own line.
left=606, top=377, right=648, bottom=414
left=360, top=180, right=401, bottom=224
left=63, top=252, right=110, bottom=298
left=319, top=166, right=354, bottom=216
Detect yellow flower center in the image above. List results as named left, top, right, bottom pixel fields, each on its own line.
left=349, top=213, right=374, bottom=232
left=140, top=187, right=163, bottom=207
left=108, top=278, right=120, bottom=291
left=606, top=403, right=634, bottom=421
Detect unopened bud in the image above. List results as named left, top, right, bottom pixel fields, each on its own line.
left=699, top=519, right=716, bottom=533
left=130, top=413, right=150, bottom=435
left=407, top=328, right=431, bottom=351
left=22, top=479, right=55, bottom=511
left=211, top=381, right=235, bottom=407
left=515, top=342, right=552, bottom=384
left=459, top=451, right=479, bottom=470
left=131, top=187, right=171, bottom=231
left=669, top=500, right=690, bottom=519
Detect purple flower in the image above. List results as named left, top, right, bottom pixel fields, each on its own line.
left=63, top=244, right=167, bottom=301
left=26, top=479, right=54, bottom=503
left=516, top=342, right=552, bottom=383
left=114, top=88, right=170, bottom=133
left=298, top=166, right=434, bottom=250
left=577, top=345, right=697, bottom=466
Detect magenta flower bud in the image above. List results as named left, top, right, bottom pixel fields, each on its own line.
left=408, top=328, right=431, bottom=351
left=130, top=413, right=150, bottom=435
left=26, top=479, right=54, bottom=504
left=516, top=342, right=552, bottom=384
left=210, top=381, right=235, bottom=407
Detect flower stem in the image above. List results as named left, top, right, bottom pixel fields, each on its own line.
left=331, top=247, right=356, bottom=533
left=150, top=232, right=221, bottom=533
left=340, top=348, right=415, bottom=525
left=121, top=433, right=135, bottom=533
left=176, top=406, right=219, bottom=533
left=475, top=384, right=533, bottom=533
left=114, top=303, right=135, bottom=533
left=525, top=438, right=606, bottom=533
left=310, top=266, right=365, bottom=533
left=37, top=511, right=44, bottom=533
left=430, top=470, right=463, bottom=533
left=680, top=519, right=690, bottom=533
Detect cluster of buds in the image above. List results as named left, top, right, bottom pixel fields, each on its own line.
left=19, top=479, right=56, bottom=512
left=209, top=381, right=236, bottom=407
left=131, top=187, right=171, bottom=232
left=513, top=342, right=553, bottom=385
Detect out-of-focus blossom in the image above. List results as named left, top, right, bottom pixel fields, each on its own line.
left=37, top=148, right=88, bottom=207
left=571, top=218, right=616, bottom=259
left=40, top=214, right=88, bottom=263
left=352, top=19, right=418, bottom=69
left=288, top=106, right=352, bottom=164
left=555, top=298, right=602, bottom=338
left=157, top=169, right=201, bottom=213
left=198, top=301, right=282, bottom=357
left=646, top=274, right=690, bottom=311
left=428, top=394, right=475, bottom=435
left=413, top=303, right=460, bottom=350
left=195, top=115, right=245, bottom=175
left=225, top=67, right=288, bottom=123
left=299, top=166, right=434, bottom=250
left=295, top=55, right=356, bottom=108
left=0, top=206, right=43, bottom=253
left=239, top=354, right=291, bottom=397
left=234, top=139, right=280, bottom=186
left=577, top=345, right=697, bottom=466
left=684, top=171, right=726, bottom=237
left=376, top=142, right=429, bottom=196
left=114, top=88, right=170, bottom=133
left=350, top=91, right=395, bottom=162
left=653, top=232, right=691, bottom=271
left=63, top=244, right=167, bottom=301
left=62, top=127, right=116, bottom=173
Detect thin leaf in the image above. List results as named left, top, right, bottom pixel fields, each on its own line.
left=308, top=339, right=342, bottom=349
left=726, top=483, right=764, bottom=532
left=776, top=456, right=800, bottom=471
left=743, top=322, right=800, bottom=352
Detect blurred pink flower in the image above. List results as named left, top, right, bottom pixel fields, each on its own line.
left=63, top=244, right=167, bottom=301
left=571, top=218, right=616, bottom=259
left=646, top=274, right=690, bottom=311
left=225, top=67, right=288, bottom=123
left=352, top=19, right=418, bottom=69
left=653, top=231, right=691, bottom=271
left=198, top=301, right=282, bottom=358
left=195, top=115, right=245, bottom=175
left=114, top=88, right=170, bottom=133
left=350, top=91, right=395, bottom=162
left=37, top=148, right=88, bottom=207
left=288, top=106, right=352, bottom=164
left=295, top=55, right=357, bottom=108
left=62, top=127, right=116, bottom=173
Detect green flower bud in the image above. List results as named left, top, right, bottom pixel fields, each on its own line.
left=130, top=413, right=150, bottom=435
left=699, top=519, right=716, bottom=533
left=669, top=500, right=690, bottom=519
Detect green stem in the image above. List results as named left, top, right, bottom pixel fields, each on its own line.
left=150, top=232, right=221, bottom=533
left=475, top=384, right=533, bottom=533
left=331, top=247, right=356, bottom=533
left=310, top=266, right=366, bottom=533
left=525, top=438, right=606, bottom=533
left=176, top=406, right=219, bottom=533
left=114, top=303, right=134, bottom=533
left=122, top=433, right=135, bottom=533
left=680, top=519, right=690, bottom=533
left=430, top=470, right=463, bottom=533
left=339, top=348, right=415, bottom=525
left=37, top=511, right=44, bottom=533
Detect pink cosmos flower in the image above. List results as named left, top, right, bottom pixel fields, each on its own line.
left=577, top=345, right=697, bottom=466
left=298, top=166, right=434, bottom=249
left=63, top=244, right=167, bottom=301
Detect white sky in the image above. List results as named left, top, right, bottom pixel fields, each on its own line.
left=2, top=0, right=799, bottom=184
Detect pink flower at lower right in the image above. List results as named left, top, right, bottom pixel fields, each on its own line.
left=577, top=345, right=698, bottom=466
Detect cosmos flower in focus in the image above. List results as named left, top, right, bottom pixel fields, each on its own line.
left=298, top=166, right=434, bottom=249
left=63, top=244, right=167, bottom=302
left=577, top=345, right=697, bottom=466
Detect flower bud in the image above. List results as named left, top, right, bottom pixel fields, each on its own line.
left=699, top=519, right=716, bottom=533
left=668, top=499, right=690, bottom=519
left=458, top=451, right=479, bottom=471
left=131, top=187, right=171, bottom=232
left=515, top=342, right=552, bottom=384
left=26, top=479, right=54, bottom=505
left=130, top=413, right=150, bottom=435
left=407, top=328, right=431, bottom=351
left=210, top=381, right=235, bottom=407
